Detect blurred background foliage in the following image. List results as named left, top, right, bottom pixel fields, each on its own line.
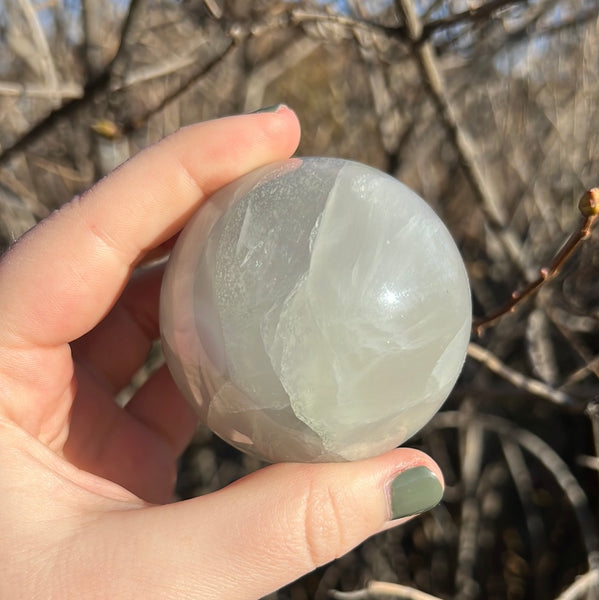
left=1, top=0, right=599, bottom=598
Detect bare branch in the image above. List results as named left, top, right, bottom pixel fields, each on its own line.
left=563, top=355, right=599, bottom=386
left=456, top=415, right=483, bottom=599
left=87, top=38, right=236, bottom=141
left=577, top=455, right=599, bottom=471
left=203, top=0, right=223, bottom=20
left=473, top=188, right=599, bottom=335
left=500, top=439, right=546, bottom=584
left=119, top=40, right=237, bottom=136
left=329, top=581, right=446, bottom=600
left=0, top=0, right=144, bottom=166
left=0, top=81, right=82, bottom=99
left=292, top=0, right=536, bottom=46
left=16, top=0, right=59, bottom=99
left=555, top=569, right=599, bottom=600
left=467, top=342, right=577, bottom=407
left=291, top=7, right=405, bottom=38
left=586, top=403, right=599, bottom=490
left=422, top=0, right=523, bottom=40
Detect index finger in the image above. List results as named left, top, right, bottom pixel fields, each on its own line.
left=0, top=107, right=301, bottom=347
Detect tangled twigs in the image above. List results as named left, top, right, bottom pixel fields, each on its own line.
left=473, top=188, right=599, bottom=336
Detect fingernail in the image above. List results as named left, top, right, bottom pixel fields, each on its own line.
left=389, top=466, right=443, bottom=520
left=249, top=104, right=287, bottom=114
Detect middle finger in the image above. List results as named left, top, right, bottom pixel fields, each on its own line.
left=71, top=265, right=164, bottom=394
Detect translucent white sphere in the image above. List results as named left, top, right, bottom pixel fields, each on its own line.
left=160, top=158, right=471, bottom=463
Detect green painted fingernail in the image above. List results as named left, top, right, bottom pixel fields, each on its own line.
left=249, top=104, right=286, bottom=114
left=389, top=466, right=443, bottom=520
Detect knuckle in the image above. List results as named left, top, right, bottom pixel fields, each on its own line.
left=298, top=476, right=350, bottom=570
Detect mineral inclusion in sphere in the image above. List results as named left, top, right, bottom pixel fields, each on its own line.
left=160, top=158, right=471, bottom=463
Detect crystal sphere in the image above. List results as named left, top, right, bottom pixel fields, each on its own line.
left=160, top=157, right=471, bottom=463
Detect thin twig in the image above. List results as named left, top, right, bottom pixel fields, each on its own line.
left=577, top=455, right=599, bottom=471
left=16, top=0, right=59, bottom=98
left=585, top=402, right=599, bottom=489
left=563, top=355, right=599, bottom=386
left=80, top=0, right=92, bottom=78
left=554, top=569, right=599, bottom=600
left=293, top=0, right=531, bottom=44
left=500, top=439, right=546, bottom=593
left=473, top=188, right=599, bottom=335
left=547, top=309, right=599, bottom=383
left=291, top=7, right=405, bottom=38
left=329, top=581, right=446, bottom=600
left=455, top=411, right=483, bottom=600
left=467, top=342, right=577, bottom=407
left=0, top=81, right=82, bottom=99
left=525, top=309, right=559, bottom=385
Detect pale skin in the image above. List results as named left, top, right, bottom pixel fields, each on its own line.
left=0, top=107, right=443, bottom=599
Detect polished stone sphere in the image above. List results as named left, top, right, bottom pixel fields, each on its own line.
left=160, top=158, right=471, bottom=463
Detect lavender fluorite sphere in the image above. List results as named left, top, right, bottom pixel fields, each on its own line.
left=160, top=158, right=471, bottom=463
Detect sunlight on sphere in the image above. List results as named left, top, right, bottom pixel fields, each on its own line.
left=160, top=158, right=471, bottom=463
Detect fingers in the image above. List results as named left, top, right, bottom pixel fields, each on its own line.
left=63, top=363, right=179, bottom=504
left=0, top=107, right=301, bottom=348
left=125, top=363, right=197, bottom=457
left=66, top=264, right=196, bottom=498
left=101, top=449, right=444, bottom=599
left=70, top=265, right=164, bottom=393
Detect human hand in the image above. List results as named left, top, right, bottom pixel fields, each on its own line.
left=0, top=107, right=444, bottom=599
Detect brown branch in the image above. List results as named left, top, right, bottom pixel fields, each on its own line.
left=0, top=0, right=143, bottom=166
left=473, top=188, right=599, bottom=336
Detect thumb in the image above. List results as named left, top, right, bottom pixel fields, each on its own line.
left=100, top=449, right=443, bottom=599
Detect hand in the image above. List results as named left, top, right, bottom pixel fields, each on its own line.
left=0, top=107, right=444, bottom=599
